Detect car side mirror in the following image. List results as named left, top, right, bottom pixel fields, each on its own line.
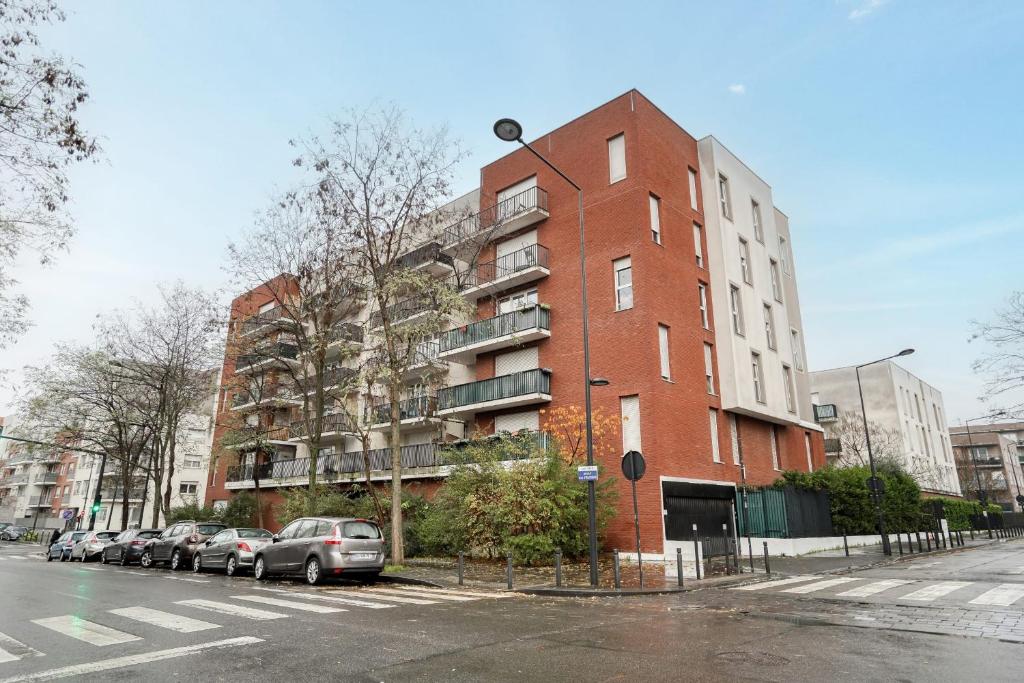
left=272, top=534, right=280, bottom=543
left=204, top=539, right=214, bottom=546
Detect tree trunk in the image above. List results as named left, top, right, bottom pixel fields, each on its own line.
left=253, top=450, right=264, bottom=529
left=362, top=437, right=385, bottom=526
left=389, top=385, right=404, bottom=565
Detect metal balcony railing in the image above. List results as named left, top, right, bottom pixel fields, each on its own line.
left=239, top=305, right=295, bottom=336
left=32, top=472, right=59, bottom=485
left=327, top=322, right=363, bottom=346
left=7, top=473, right=29, bottom=485
left=439, top=305, right=550, bottom=354
left=225, top=443, right=444, bottom=483
left=438, top=369, right=551, bottom=411
left=236, top=342, right=299, bottom=370
left=232, top=383, right=295, bottom=407
left=813, top=404, right=838, bottom=422
left=456, top=244, right=549, bottom=292
left=442, top=186, right=549, bottom=246
left=369, top=295, right=435, bottom=329
left=370, top=395, right=437, bottom=424
left=288, top=412, right=357, bottom=440
left=395, top=241, right=454, bottom=271
left=824, top=438, right=842, bottom=453
left=410, top=340, right=440, bottom=366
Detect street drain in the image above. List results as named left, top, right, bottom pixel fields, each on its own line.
left=714, top=651, right=790, bottom=666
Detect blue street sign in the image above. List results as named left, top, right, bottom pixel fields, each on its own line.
left=577, top=465, right=599, bottom=482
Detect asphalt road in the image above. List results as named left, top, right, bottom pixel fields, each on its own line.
left=0, top=540, right=1022, bottom=681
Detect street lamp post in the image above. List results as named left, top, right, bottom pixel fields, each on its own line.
left=855, top=348, right=915, bottom=556
left=494, top=118, right=602, bottom=587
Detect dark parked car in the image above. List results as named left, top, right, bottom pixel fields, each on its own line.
left=101, top=529, right=163, bottom=565
left=192, top=527, right=273, bottom=576
left=1, top=526, right=29, bottom=541
left=47, top=531, right=87, bottom=561
left=253, top=517, right=384, bottom=585
left=141, top=521, right=227, bottom=571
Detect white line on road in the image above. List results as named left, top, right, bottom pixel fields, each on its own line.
left=80, top=567, right=104, bottom=572
left=5, top=556, right=25, bottom=561
left=252, top=587, right=394, bottom=609
left=32, top=616, right=142, bottom=647
left=162, top=576, right=209, bottom=584
left=781, top=577, right=859, bottom=594
left=323, top=589, right=437, bottom=605
left=0, top=636, right=262, bottom=683
left=109, top=606, right=221, bottom=633
left=394, top=586, right=512, bottom=599
left=968, top=583, right=1024, bottom=606
left=837, top=579, right=913, bottom=598
left=0, top=633, right=44, bottom=664
left=231, top=594, right=345, bottom=613
left=900, top=581, right=972, bottom=601
left=730, top=575, right=818, bottom=591
left=359, top=587, right=477, bottom=602
left=175, top=599, right=287, bottom=620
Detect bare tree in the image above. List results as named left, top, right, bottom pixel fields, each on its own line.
left=972, top=291, right=1024, bottom=416
left=825, top=410, right=944, bottom=487
left=0, top=0, right=99, bottom=346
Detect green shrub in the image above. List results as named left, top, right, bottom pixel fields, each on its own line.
left=219, top=492, right=258, bottom=528
left=926, top=498, right=983, bottom=531
left=165, top=504, right=220, bottom=525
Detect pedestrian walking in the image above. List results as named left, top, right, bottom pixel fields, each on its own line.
left=49, top=528, right=61, bottom=548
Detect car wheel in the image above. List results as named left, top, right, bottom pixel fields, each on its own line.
left=101, top=551, right=109, bottom=564
left=60, top=551, right=68, bottom=562
left=253, top=555, right=267, bottom=581
left=119, top=551, right=128, bottom=567
left=192, top=553, right=202, bottom=573
left=46, top=553, right=54, bottom=562
left=140, top=550, right=153, bottom=568
left=170, top=549, right=182, bottom=571
left=304, top=557, right=322, bottom=586
left=225, top=555, right=237, bottom=577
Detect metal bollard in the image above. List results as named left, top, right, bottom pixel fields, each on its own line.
left=458, top=552, right=464, bottom=586
left=926, top=532, right=932, bottom=552
left=554, top=549, right=562, bottom=588
left=915, top=531, right=922, bottom=552
left=676, top=547, right=684, bottom=588
left=897, top=534, right=903, bottom=556
left=906, top=532, right=914, bottom=554
left=506, top=553, right=513, bottom=590
left=722, top=524, right=731, bottom=575
left=969, top=525, right=974, bottom=540
left=692, top=525, right=702, bottom=581
left=613, top=549, right=621, bottom=590
left=763, top=541, right=771, bottom=575
left=843, top=533, right=850, bottom=557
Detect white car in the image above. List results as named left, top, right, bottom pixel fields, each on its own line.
left=70, top=531, right=120, bottom=562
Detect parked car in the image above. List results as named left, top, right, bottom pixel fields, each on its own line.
left=47, top=531, right=87, bottom=561
left=70, top=530, right=120, bottom=561
left=253, top=517, right=384, bottom=585
left=192, top=527, right=273, bottom=576
left=0, top=526, right=29, bottom=541
left=0, top=522, right=11, bottom=533
left=101, top=529, right=163, bottom=565
left=140, top=521, right=227, bottom=571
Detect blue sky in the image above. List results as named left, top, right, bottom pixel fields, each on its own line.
left=3, top=0, right=1023, bottom=423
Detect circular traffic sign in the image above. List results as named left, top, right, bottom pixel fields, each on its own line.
left=621, top=450, right=646, bottom=481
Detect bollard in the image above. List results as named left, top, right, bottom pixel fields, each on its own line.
left=692, top=525, right=702, bottom=581
left=554, top=549, right=562, bottom=588
left=915, top=531, right=922, bottom=552
left=907, top=532, right=914, bottom=554
left=506, top=553, right=513, bottom=590
left=897, top=534, right=904, bottom=556
left=926, top=532, right=932, bottom=552
left=721, top=524, right=731, bottom=575
left=458, top=552, right=464, bottom=586
left=843, top=533, right=850, bottom=557
left=969, top=525, right=975, bottom=540
left=763, top=541, right=771, bottom=575
left=613, top=549, right=622, bottom=590
left=676, top=547, right=684, bottom=588
left=948, top=527, right=955, bottom=549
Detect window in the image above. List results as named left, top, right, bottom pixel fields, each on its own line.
left=751, top=352, right=765, bottom=403
left=779, top=235, right=791, bottom=274
left=769, top=259, right=783, bottom=302
left=649, top=194, right=661, bottom=244
left=258, top=301, right=276, bottom=314
left=718, top=174, right=732, bottom=219
left=498, top=288, right=538, bottom=314
left=608, top=134, right=626, bottom=183
left=783, top=364, right=795, bottom=412
left=704, top=343, right=715, bottom=394
left=709, top=409, right=721, bottom=463
left=277, top=520, right=303, bottom=539
left=179, top=482, right=198, bottom=495
left=790, top=329, right=803, bottom=371
left=693, top=223, right=704, bottom=268
left=698, top=284, right=709, bottom=329
left=804, top=433, right=813, bottom=472
left=730, top=414, right=741, bottom=465
left=770, top=426, right=780, bottom=470
left=183, top=456, right=202, bottom=469
left=658, top=324, right=671, bottom=379
left=613, top=257, right=633, bottom=310
left=688, top=168, right=698, bottom=211
left=729, top=285, right=744, bottom=335
left=620, top=396, right=641, bottom=452
left=763, top=303, right=776, bottom=350
left=751, top=200, right=764, bottom=243
left=738, top=237, right=752, bottom=285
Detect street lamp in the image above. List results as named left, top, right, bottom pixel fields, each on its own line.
left=964, top=410, right=1007, bottom=538
left=494, top=117, right=602, bottom=587
left=855, top=347, right=914, bottom=556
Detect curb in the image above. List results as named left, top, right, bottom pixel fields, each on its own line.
left=514, top=586, right=686, bottom=598
left=379, top=574, right=446, bottom=588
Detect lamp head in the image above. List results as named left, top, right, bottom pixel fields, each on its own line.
left=897, top=348, right=915, bottom=357
left=589, top=377, right=610, bottom=387
left=493, top=118, right=523, bottom=142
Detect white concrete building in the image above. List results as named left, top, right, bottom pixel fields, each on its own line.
left=809, top=361, right=960, bottom=495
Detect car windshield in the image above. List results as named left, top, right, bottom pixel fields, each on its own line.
left=196, top=524, right=226, bottom=535
left=138, top=530, right=161, bottom=539
left=342, top=521, right=381, bottom=539
left=97, top=532, right=118, bottom=540
left=70, top=532, right=86, bottom=542
left=237, top=528, right=272, bottom=539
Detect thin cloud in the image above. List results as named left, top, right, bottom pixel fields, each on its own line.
left=848, top=0, right=889, bottom=20
left=728, top=84, right=746, bottom=95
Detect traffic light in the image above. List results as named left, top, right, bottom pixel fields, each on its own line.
left=90, top=501, right=101, bottom=514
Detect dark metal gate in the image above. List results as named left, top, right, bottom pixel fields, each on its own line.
left=662, top=481, right=736, bottom=558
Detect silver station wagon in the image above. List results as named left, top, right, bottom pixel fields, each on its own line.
left=253, top=516, right=385, bottom=585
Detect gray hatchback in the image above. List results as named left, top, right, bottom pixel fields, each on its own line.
left=253, top=517, right=384, bottom=585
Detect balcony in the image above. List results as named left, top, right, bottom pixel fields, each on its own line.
left=307, top=282, right=367, bottom=318
left=394, top=241, right=455, bottom=277
left=438, top=304, right=550, bottom=364
left=231, top=384, right=301, bottom=411
left=288, top=412, right=357, bottom=442
left=442, top=186, right=549, bottom=255
left=325, top=322, right=364, bottom=355
left=27, top=496, right=55, bottom=509
left=403, top=340, right=447, bottom=380
left=438, top=368, right=552, bottom=417
left=99, top=488, right=147, bottom=500
left=239, top=305, right=296, bottom=338
left=813, top=404, right=838, bottom=423
left=31, top=472, right=59, bottom=485
left=235, top=342, right=300, bottom=374
left=223, top=426, right=293, bottom=451
left=824, top=438, right=842, bottom=454
left=369, top=295, right=435, bottom=330
left=457, top=244, right=550, bottom=301
left=6, top=473, right=29, bottom=486
left=974, top=457, right=1005, bottom=468
left=369, top=395, right=438, bottom=430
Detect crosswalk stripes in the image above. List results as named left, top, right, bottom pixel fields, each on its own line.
left=323, top=589, right=438, bottom=605
left=32, top=616, right=142, bottom=647
left=900, top=581, right=972, bottom=602
left=781, top=577, right=859, bottom=594
left=174, top=599, right=288, bottom=621
left=837, top=579, right=913, bottom=598
left=251, top=587, right=394, bottom=609
left=969, top=584, right=1024, bottom=607
left=108, top=607, right=220, bottom=633
left=731, top=575, right=1024, bottom=606
left=392, top=586, right=513, bottom=599
left=730, top=575, right=817, bottom=591
left=230, top=594, right=345, bottom=614
left=0, top=633, right=43, bottom=665
left=360, top=587, right=477, bottom=602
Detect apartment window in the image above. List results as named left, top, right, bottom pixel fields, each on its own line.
left=729, top=414, right=741, bottom=465
left=751, top=200, right=764, bottom=243
left=729, top=285, right=744, bottom=335
left=498, top=288, right=538, bottom=314
left=180, top=482, right=198, bottom=495
left=658, top=324, right=671, bottom=379
left=620, top=395, right=642, bottom=452
left=914, top=394, right=923, bottom=422
left=649, top=194, right=661, bottom=244
left=183, top=456, right=202, bottom=469
left=608, top=134, right=626, bottom=183
left=738, top=237, right=752, bottom=285
left=613, top=257, right=633, bottom=310
left=763, top=303, right=777, bottom=350
left=804, top=433, right=814, bottom=472
left=769, top=259, right=783, bottom=302
left=783, top=364, right=796, bottom=412
left=693, top=223, right=704, bottom=268
left=751, top=352, right=765, bottom=403
left=709, top=408, right=721, bottom=463
left=688, top=168, right=698, bottom=211
left=704, top=343, right=715, bottom=394
left=779, top=235, right=791, bottom=274
left=718, top=174, right=732, bottom=219
left=770, top=426, right=781, bottom=470
left=698, top=284, right=710, bottom=329
left=790, top=329, right=803, bottom=371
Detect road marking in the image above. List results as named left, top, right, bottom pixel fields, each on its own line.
left=969, top=584, right=1024, bottom=606
left=252, top=587, right=394, bottom=609
left=175, top=599, right=287, bottom=620
left=837, top=579, right=912, bottom=598
left=162, top=576, right=209, bottom=584
left=81, top=567, right=104, bottom=572
left=909, top=561, right=941, bottom=568
left=0, top=633, right=44, bottom=664
left=231, top=594, right=345, bottom=613
left=109, top=606, right=221, bottom=633
left=394, top=586, right=511, bottom=599
left=781, top=577, right=859, bottom=594
left=0, top=636, right=262, bottom=682
left=32, top=616, right=142, bottom=647
left=325, top=589, right=437, bottom=605
left=730, top=575, right=818, bottom=591
left=359, top=587, right=477, bottom=602
left=6, top=556, right=25, bottom=561
left=900, top=581, right=972, bottom=601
